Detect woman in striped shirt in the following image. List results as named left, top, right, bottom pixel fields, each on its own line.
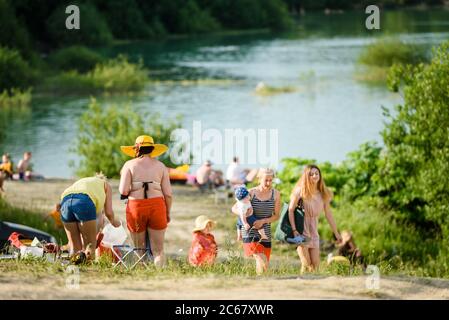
left=232, top=168, right=281, bottom=274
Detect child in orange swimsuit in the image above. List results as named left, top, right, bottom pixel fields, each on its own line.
left=188, top=215, right=218, bottom=267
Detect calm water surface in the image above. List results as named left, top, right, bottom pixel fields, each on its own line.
left=1, top=10, right=448, bottom=177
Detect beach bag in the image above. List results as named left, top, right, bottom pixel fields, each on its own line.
left=274, top=199, right=305, bottom=242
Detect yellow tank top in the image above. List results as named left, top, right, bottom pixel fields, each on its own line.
left=61, top=177, right=106, bottom=213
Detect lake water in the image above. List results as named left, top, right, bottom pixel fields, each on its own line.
left=1, top=10, right=448, bottom=178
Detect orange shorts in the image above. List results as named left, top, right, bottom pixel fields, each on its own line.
left=243, top=242, right=271, bottom=262
left=126, top=197, right=167, bottom=233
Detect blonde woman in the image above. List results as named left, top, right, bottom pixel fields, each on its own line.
left=232, top=168, right=281, bottom=274
left=288, top=165, right=342, bottom=273
left=59, top=174, right=120, bottom=259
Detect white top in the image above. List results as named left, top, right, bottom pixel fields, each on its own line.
left=226, top=162, right=244, bottom=181
left=236, top=201, right=252, bottom=216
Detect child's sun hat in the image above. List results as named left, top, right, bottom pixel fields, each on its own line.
left=193, top=215, right=217, bottom=232
left=234, top=185, right=249, bottom=201
left=120, top=135, right=168, bottom=158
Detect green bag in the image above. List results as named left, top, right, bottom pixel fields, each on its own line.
left=274, top=199, right=305, bottom=242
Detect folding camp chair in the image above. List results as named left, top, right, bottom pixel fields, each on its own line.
left=112, top=245, right=152, bottom=270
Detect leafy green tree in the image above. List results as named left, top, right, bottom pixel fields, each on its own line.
left=377, top=41, right=449, bottom=237
left=156, top=0, right=220, bottom=34
left=74, top=99, right=186, bottom=178
left=261, top=0, right=295, bottom=31
left=0, top=0, right=32, bottom=57
left=49, top=46, right=104, bottom=73
left=339, top=142, right=382, bottom=201
left=93, top=0, right=152, bottom=39
left=46, top=2, right=113, bottom=47
left=0, top=47, right=34, bottom=91
left=206, top=0, right=293, bottom=31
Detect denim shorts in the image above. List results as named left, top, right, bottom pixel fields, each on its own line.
left=60, top=193, right=97, bottom=223
left=236, top=215, right=258, bottom=227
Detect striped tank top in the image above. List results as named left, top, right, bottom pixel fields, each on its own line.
left=241, top=189, right=274, bottom=244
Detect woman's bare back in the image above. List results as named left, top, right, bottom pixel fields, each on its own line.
left=119, top=156, right=172, bottom=199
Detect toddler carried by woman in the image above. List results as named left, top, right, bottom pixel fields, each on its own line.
left=234, top=185, right=268, bottom=242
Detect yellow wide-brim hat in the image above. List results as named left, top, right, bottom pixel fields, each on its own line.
left=120, top=135, right=168, bottom=158
left=192, top=215, right=217, bottom=232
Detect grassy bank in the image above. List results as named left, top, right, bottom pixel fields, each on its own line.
left=40, top=54, right=149, bottom=95
left=0, top=88, right=32, bottom=108
left=355, top=38, right=428, bottom=85
left=0, top=197, right=67, bottom=245
left=1, top=186, right=446, bottom=279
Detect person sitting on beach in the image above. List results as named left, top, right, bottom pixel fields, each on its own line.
left=209, top=169, right=225, bottom=189
left=226, top=157, right=259, bottom=189
left=17, top=151, right=32, bottom=181
left=195, top=160, right=213, bottom=193
left=0, top=153, right=13, bottom=192
left=335, top=230, right=366, bottom=270
left=234, top=185, right=268, bottom=242
left=58, top=173, right=120, bottom=261
left=226, top=157, right=245, bottom=186
left=188, top=215, right=218, bottom=267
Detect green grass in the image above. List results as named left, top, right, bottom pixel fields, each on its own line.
left=315, top=199, right=449, bottom=278
left=1, top=193, right=448, bottom=279
left=355, top=38, right=429, bottom=86
left=254, top=83, right=298, bottom=96
left=0, top=198, right=67, bottom=245
left=0, top=88, right=32, bottom=108
left=41, top=55, right=149, bottom=94
left=354, top=66, right=389, bottom=85
left=48, top=46, right=104, bottom=73
left=358, top=38, right=428, bottom=68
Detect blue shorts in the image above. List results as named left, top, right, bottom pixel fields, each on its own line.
left=236, top=215, right=258, bottom=228
left=60, top=193, right=97, bottom=223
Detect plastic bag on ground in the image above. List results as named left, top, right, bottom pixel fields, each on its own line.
left=101, top=222, right=128, bottom=248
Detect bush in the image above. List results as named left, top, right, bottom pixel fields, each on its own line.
left=261, top=0, right=295, bottom=31
left=43, top=55, right=149, bottom=94
left=277, top=157, right=350, bottom=201
left=46, top=2, right=113, bottom=47
left=88, top=55, right=148, bottom=92
left=73, top=98, right=185, bottom=178
left=49, top=46, right=104, bottom=73
left=318, top=201, right=440, bottom=266
left=43, top=70, right=97, bottom=94
left=0, top=88, right=32, bottom=108
left=377, top=41, right=449, bottom=237
left=338, top=142, right=382, bottom=201
left=177, top=0, right=221, bottom=33
left=0, top=47, right=34, bottom=91
left=358, top=38, right=428, bottom=68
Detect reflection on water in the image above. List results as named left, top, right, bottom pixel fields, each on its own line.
left=0, top=10, right=448, bottom=178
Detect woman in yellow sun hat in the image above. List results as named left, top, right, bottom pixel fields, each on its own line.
left=119, top=135, right=173, bottom=267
